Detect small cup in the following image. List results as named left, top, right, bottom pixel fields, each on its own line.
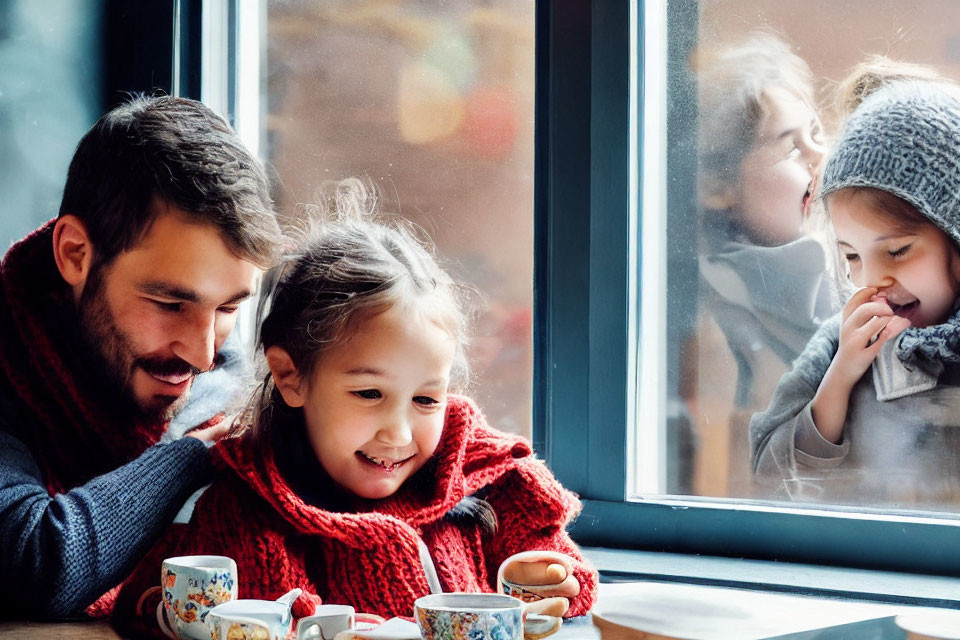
left=415, top=593, right=523, bottom=640
left=156, top=555, right=238, bottom=640
left=497, top=551, right=569, bottom=604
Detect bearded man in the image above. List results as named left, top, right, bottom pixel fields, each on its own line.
left=0, top=95, right=282, bottom=618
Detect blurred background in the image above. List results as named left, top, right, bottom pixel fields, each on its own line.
left=5, top=0, right=960, bottom=508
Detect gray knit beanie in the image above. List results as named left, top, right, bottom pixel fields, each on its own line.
left=820, top=80, right=960, bottom=247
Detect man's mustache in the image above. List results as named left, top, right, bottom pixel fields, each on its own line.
left=135, top=351, right=225, bottom=377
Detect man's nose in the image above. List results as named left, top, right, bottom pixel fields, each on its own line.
left=171, top=311, right=217, bottom=372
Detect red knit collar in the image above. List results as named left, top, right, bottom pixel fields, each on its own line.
left=0, top=220, right=169, bottom=493
left=213, top=395, right=530, bottom=542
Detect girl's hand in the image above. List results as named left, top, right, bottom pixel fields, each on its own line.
left=832, top=287, right=910, bottom=386
left=499, top=551, right=580, bottom=600
left=811, top=287, right=910, bottom=444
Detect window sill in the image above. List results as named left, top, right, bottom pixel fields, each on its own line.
left=582, top=546, right=960, bottom=608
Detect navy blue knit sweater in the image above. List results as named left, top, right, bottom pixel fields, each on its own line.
left=0, top=222, right=250, bottom=619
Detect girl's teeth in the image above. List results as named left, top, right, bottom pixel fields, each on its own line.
left=359, top=451, right=402, bottom=470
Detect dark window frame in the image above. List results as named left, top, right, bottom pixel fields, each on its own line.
left=534, top=0, right=960, bottom=580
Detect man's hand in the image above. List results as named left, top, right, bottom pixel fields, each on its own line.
left=184, top=413, right=232, bottom=443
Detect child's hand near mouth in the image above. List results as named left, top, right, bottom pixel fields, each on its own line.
left=811, top=286, right=911, bottom=444
left=835, top=287, right=911, bottom=385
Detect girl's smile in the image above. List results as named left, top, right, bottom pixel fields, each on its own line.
left=885, top=298, right=919, bottom=318
left=830, top=190, right=960, bottom=328
left=269, top=301, right=457, bottom=501
left=356, top=450, right=416, bottom=472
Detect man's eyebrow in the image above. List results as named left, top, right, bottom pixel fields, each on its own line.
left=223, top=289, right=254, bottom=305
left=139, top=282, right=199, bottom=302
left=138, top=282, right=253, bottom=305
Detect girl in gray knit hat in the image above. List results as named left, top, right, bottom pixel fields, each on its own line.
left=751, top=63, right=960, bottom=508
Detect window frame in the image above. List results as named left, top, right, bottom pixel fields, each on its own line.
left=535, top=0, right=960, bottom=579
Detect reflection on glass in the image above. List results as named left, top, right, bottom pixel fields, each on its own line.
left=662, top=0, right=960, bottom=514
left=692, top=33, right=839, bottom=498
left=265, top=1, right=534, bottom=437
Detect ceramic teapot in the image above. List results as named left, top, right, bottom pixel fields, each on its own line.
left=206, top=589, right=354, bottom=640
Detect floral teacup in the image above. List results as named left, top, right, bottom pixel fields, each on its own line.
left=415, top=593, right=523, bottom=640
left=156, top=555, right=238, bottom=640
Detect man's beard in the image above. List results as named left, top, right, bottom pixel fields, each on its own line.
left=77, top=266, right=200, bottom=424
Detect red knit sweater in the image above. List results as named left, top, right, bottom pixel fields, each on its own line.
left=113, top=396, right=597, bottom=637
left=0, top=221, right=172, bottom=495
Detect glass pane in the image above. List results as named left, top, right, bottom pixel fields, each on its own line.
left=263, top=1, right=535, bottom=438
left=641, top=0, right=960, bottom=514
left=0, top=0, right=102, bottom=246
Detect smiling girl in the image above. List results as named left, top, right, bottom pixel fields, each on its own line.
left=112, top=179, right=597, bottom=637
left=751, top=65, right=960, bottom=507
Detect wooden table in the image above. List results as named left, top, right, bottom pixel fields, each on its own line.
left=0, top=620, right=121, bottom=639
left=0, top=618, right=592, bottom=639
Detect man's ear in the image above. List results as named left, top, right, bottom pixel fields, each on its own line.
left=265, top=345, right=305, bottom=408
left=53, top=215, right=93, bottom=290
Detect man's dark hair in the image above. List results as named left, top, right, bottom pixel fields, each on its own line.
left=59, top=95, right=281, bottom=269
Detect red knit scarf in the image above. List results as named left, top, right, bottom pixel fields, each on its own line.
left=214, top=396, right=535, bottom=534
left=0, top=221, right=169, bottom=494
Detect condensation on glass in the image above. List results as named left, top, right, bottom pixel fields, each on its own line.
left=643, top=0, right=960, bottom=515
left=264, top=1, right=535, bottom=438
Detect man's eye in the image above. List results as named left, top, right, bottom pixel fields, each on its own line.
left=152, top=300, right=182, bottom=312
left=414, top=396, right=439, bottom=406
left=844, top=253, right=860, bottom=263
left=353, top=389, right=382, bottom=400
left=218, top=306, right=239, bottom=314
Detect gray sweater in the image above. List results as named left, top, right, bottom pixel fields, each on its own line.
left=751, top=310, right=960, bottom=507
left=701, top=236, right=837, bottom=407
